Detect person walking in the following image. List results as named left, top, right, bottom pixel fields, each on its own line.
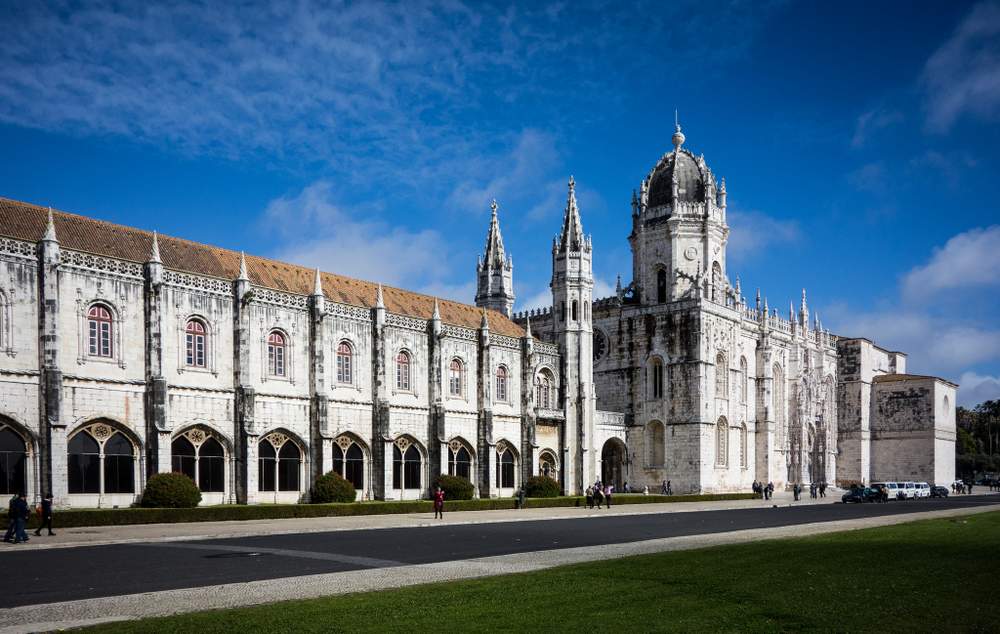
left=766, top=482, right=773, bottom=500
left=661, top=480, right=668, bottom=495
left=3, top=494, right=16, bottom=543
left=820, top=483, right=827, bottom=498
left=586, top=486, right=594, bottom=509
left=753, top=480, right=760, bottom=498
left=516, top=486, right=526, bottom=510
left=34, top=493, right=55, bottom=537
left=793, top=483, right=801, bottom=501
left=605, top=484, right=613, bottom=509
left=433, top=486, right=445, bottom=520
left=594, top=485, right=604, bottom=510
left=11, top=493, right=29, bottom=544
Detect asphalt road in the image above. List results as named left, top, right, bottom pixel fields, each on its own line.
left=1, top=495, right=996, bottom=608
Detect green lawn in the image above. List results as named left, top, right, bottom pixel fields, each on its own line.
left=89, top=511, right=1000, bottom=633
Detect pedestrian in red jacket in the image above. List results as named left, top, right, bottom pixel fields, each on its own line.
left=433, top=486, right=445, bottom=520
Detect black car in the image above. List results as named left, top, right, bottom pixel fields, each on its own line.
left=842, top=486, right=880, bottom=503
left=930, top=485, right=949, bottom=498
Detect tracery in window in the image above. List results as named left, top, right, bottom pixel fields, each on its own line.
left=267, top=331, right=287, bottom=377
left=87, top=304, right=113, bottom=358
left=185, top=319, right=207, bottom=368
left=396, top=351, right=411, bottom=391
left=336, top=341, right=353, bottom=384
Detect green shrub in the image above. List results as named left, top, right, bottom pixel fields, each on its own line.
left=525, top=475, right=560, bottom=498
left=312, top=471, right=357, bottom=504
left=433, top=474, right=475, bottom=500
left=141, top=472, right=202, bottom=508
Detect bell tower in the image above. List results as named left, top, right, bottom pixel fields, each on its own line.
left=550, top=177, right=595, bottom=494
left=475, top=199, right=515, bottom=318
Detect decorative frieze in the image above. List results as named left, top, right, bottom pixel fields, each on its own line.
left=162, top=270, right=232, bottom=296
left=492, top=334, right=519, bottom=350
left=62, top=250, right=143, bottom=279
left=386, top=313, right=426, bottom=332
left=0, top=237, right=37, bottom=261
left=328, top=302, right=372, bottom=322
left=442, top=324, right=477, bottom=341
left=255, top=287, right=309, bottom=310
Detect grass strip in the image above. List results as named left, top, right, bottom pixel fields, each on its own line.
left=1, top=493, right=753, bottom=529
left=86, top=510, right=1000, bottom=632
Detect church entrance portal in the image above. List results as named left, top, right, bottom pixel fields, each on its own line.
left=601, top=438, right=626, bottom=490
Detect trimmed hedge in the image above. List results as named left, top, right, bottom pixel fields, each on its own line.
left=525, top=475, right=560, bottom=498
left=433, top=474, right=475, bottom=500
left=141, top=473, right=202, bottom=508
left=0, top=493, right=755, bottom=529
left=311, top=471, right=356, bottom=504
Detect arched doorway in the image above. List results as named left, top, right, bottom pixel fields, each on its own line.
left=601, top=438, right=626, bottom=490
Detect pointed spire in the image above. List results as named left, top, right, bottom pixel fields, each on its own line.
left=312, top=268, right=323, bottom=297
left=524, top=314, right=532, bottom=338
left=375, top=283, right=385, bottom=309
left=717, top=177, right=727, bottom=208
left=557, top=176, right=585, bottom=253
left=800, top=288, right=809, bottom=328
left=148, top=231, right=162, bottom=264
left=734, top=276, right=741, bottom=298
left=790, top=300, right=795, bottom=322
left=615, top=274, right=623, bottom=297
left=42, top=207, right=58, bottom=242
left=237, top=251, right=249, bottom=281
left=432, top=298, right=441, bottom=321
left=480, top=308, right=489, bottom=329
left=755, top=288, right=761, bottom=311
left=481, top=198, right=507, bottom=268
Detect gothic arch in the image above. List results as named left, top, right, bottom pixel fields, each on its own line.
left=171, top=422, right=234, bottom=455
left=601, top=437, right=627, bottom=490
left=715, top=416, right=729, bottom=467
left=68, top=416, right=144, bottom=453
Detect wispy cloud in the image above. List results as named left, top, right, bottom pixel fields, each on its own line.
left=922, top=1, right=1000, bottom=132
left=726, top=207, right=801, bottom=264
left=901, top=225, right=1000, bottom=301
left=957, top=371, right=1000, bottom=407
left=851, top=108, right=903, bottom=148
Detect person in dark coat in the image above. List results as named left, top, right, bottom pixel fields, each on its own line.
left=433, top=486, right=445, bottom=520
left=11, top=493, right=30, bottom=544
left=3, top=494, right=16, bottom=543
left=35, top=492, right=55, bottom=537
left=793, top=483, right=801, bottom=501
left=585, top=486, right=594, bottom=509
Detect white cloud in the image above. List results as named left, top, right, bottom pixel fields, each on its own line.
left=901, top=225, right=1000, bottom=301
left=851, top=108, right=903, bottom=148
left=847, top=161, right=888, bottom=196
left=726, top=207, right=800, bottom=263
left=922, top=1, right=1000, bottom=132
left=264, top=181, right=454, bottom=289
left=957, top=372, right=1000, bottom=407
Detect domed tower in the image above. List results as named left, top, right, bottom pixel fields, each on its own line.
left=629, top=119, right=729, bottom=306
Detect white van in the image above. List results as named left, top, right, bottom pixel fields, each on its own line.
left=902, top=482, right=917, bottom=499
left=915, top=482, right=931, bottom=498
left=873, top=482, right=900, bottom=500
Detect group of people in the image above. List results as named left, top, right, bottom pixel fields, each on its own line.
left=4, top=493, right=55, bottom=544
left=584, top=481, right=614, bottom=509
left=752, top=480, right=775, bottom=500
left=952, top=481, right=975, bottom=495
left=809, top=482, right=828, bottom=498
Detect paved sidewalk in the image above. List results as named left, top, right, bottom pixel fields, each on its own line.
left=2, top=490, right=862, bottom=551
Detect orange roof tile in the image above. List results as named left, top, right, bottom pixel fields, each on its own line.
left=0, top=196, right=524, bottom=337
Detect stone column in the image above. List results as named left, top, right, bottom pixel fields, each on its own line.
left=232, top=254, right=254, bottom=504
left=477, top=312, right=494, bottom=498
left=426, top=301, right=444, bottom=493
left=519, top=325, right=536, bottom=485
left=370, top=285, right=388, bottom=500
left=143, top=234, right=168, bottom=479
left=37, top=211, right=66, bottom=506
left=308, top=270, right=328, bottom=496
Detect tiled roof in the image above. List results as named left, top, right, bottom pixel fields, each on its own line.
left=0, top=196, right=524, bottom=337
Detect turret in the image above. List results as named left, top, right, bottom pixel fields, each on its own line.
left=475, top=199, right=515, bottom=318
left=799, top=288, right=809, bottom=331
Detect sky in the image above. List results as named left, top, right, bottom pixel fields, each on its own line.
left=1, top=1, right=998, bottom=406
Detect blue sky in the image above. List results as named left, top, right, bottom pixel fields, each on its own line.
left=1, top=1, right=999, bottom=405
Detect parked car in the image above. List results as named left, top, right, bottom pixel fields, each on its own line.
left=915, top=482, right=931, bottom=498
left=842, top=486, right=880, bottom=503
left=930, top=485, right=949, bottom=498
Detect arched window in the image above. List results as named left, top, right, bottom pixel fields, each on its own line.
left=332, top=437, right=365, bottom=490
left=68, top=432, right=100, bottom=494
left=496, top=366, right=509, bottom=402
left=536, top=370, right=554, bottom=409
left=716, top=417, right=728, bottom=467
left=539, top=450, right=558, bottom=480
left=739, top=356, right=748, bottom=404
left=172, top=433, right=226, bottom=493
left=0, top=426, right=27, bottom=495
left=571, top=300, right=579, bottom=322
left=447, top=440, right=473, bottom=481
left=646, top=421, right=665, bottom=467
left=396, top=351, right=411, bottom=391
left=651, top=358, right=664, bottom=399
left=185, top=319, right=207, bottom=367
left=258, top=434, right=301, bottom=492
left=449, top=359, right=464, bottom=397
left=68, top=424, right=136, bottom=496
left=496, top=443, right=516, bottom=488
left=170, top=436, right=197, bottom=482
left=336, top=341, right=353, bottom=384
left=267, top=331, right=287, bottom=377
left=656, top=268, right=668, bottom=303
left=715, top=353, right=728, bottom=399
left=392, top=440, right=421, bottom=490
left=87, top=304, right=113, bottom=358
left=739, top=423, right=748, bottom=468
